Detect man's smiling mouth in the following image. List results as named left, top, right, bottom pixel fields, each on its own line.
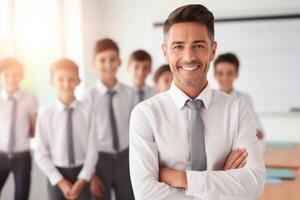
left=178, top=65, right=201, bottom=72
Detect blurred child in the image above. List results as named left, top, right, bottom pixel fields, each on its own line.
left=214, top=53, right=264, bottom=139
left=83, top=39, right=135, bottom=200
left=127, top=49, right=155, bottom=105
left=35, top=58, right=97, bottom=200
left=153, top=64, right=173, bottom=93
left=0, top=58, right=38, bottom=200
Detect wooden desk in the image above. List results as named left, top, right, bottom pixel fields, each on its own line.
left=257, top=170, right=300, bottom=200
left=264, top=143, right=300, bottom=169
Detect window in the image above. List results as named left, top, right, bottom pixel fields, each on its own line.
left=0, top=0, right=84, bottom=105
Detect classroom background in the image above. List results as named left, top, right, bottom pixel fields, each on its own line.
left=0, top=0, right=300, bottom=199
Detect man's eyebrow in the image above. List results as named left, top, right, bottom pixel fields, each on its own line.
left=194, top=40, right=207, bottom=44
left=171, top=41, right=184, bottom=45
left=171, top=40, right=208, bottom=45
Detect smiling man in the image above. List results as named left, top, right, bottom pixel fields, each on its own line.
left=129, top=4, right=265, bottom=200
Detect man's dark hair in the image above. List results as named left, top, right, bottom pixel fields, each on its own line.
left=214, top=53, right=240, bottom=74
left=129, top=50, right=152, bottom=66
left=163, top=4, right=215, bottom=41
left=153, top=64, right=171, bottom=83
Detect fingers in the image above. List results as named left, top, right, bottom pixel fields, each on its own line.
left=91, top=186, right=104, bottom=197
left=238, top=160, right=247, bottom=168
left=95, top=176, right=105, bottom=193
left=96, top=176, right=105, bottom=190
left=256, top=130, right=264, bottom=139
left=69, top=187, right=78, bottom=199
left=92, top=188, right=103, bottom=197
left=63, top=191, right=72, bottom=200
left=69, top=180, right=86, bottom=200
left=90, top=177, right=105, bottom=197
left=64, top=182, right=73, bottom=200
left=224, top=148, right=241, bottom=170
left=230, top=150, right=248, bottom=169
left=224, top=148, right=247, bottom=170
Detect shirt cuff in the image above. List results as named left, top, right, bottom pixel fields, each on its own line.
left=185, top=170, right=206, bottom=197
left=78, top=166, right=95, bottom=182
left=48, top=170, right=64, bottom=186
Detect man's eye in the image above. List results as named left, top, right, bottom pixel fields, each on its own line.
left=173, top=45, right=183, bottom=50
left=194, top=44, right=204, bottom=49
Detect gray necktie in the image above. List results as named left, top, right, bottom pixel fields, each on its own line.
left=186, top=99, right=207, bottom=171
left=66, top=107, right=75, bottom=165
left=108, top=91, right=120, bottom=151
left=138, top=89, right=145, bottom=103
left=8, top=96, right=17, bottom=156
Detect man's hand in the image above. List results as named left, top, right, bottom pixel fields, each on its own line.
left=256, top=129, right=264, bottom=139
left=57, top=179, right=73, bottom=199
left=224, top=148, right=248, bottom=170
left=159, top=167, right=187, bottom=189
left=69, top=179, right=86, bottom=200
left=90, top=174, right=105, bottom=197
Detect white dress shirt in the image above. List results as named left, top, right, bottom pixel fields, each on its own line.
left=83, top=80, right=135, bottom=153
left=133, top=85, right=156, bottom=106
left=0, top=89, right=38, bottom=153
left=230, top=89, right=263, bottom=131
left=129, top=83, right=265, bottom=200
left=34, top=99, right=98, bottom=185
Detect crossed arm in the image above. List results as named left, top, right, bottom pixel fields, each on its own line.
left=129, top=102, right=265, bottom=200
left=159, top=148, right=248, bottom=189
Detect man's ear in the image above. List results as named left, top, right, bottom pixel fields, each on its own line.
left=161, top=43, right=169, bottom=64
left=210, top=41, right=217, bottom=61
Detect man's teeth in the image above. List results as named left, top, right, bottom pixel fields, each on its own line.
left=181, top=66, right=198, bottom=71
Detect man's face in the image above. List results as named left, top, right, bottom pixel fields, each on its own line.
left=0, top=67, right=23, bottom=93
left=51, top=69, right=80, bottom=98
left=162, top=22, right=217, bottom=88
left=155, top=71, right=173, bottom=92
left=214, top=62, right=238, bottom=92
left=128, top=60, right=151, bottom=87
left=94, top=49, right=120, bottom=81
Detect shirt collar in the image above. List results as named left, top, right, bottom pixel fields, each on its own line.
left=229, top=88, right=238, bottom=96
left=169, top=82, right=212, bottom=110
left=96, top=80, right=120, bottom=95
left=55, top=98, right=78, bottom=111
left=1, top=89, right=21, bottom=101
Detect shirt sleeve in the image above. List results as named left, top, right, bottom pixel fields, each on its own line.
left=78, top=116, right=98, bottom=181
left=34, top=111, right=64, bottom=186
left=129, top=105, right=192, bottom=200
left=244, top=93, right=263, bottom=131
left=185, top=98, right=266, bottom=199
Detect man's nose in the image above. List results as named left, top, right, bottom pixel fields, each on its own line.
left=183, top=48, right=196, bottom=63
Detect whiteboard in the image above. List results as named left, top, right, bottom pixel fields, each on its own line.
left=151, top=16, right=300, bottom=113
